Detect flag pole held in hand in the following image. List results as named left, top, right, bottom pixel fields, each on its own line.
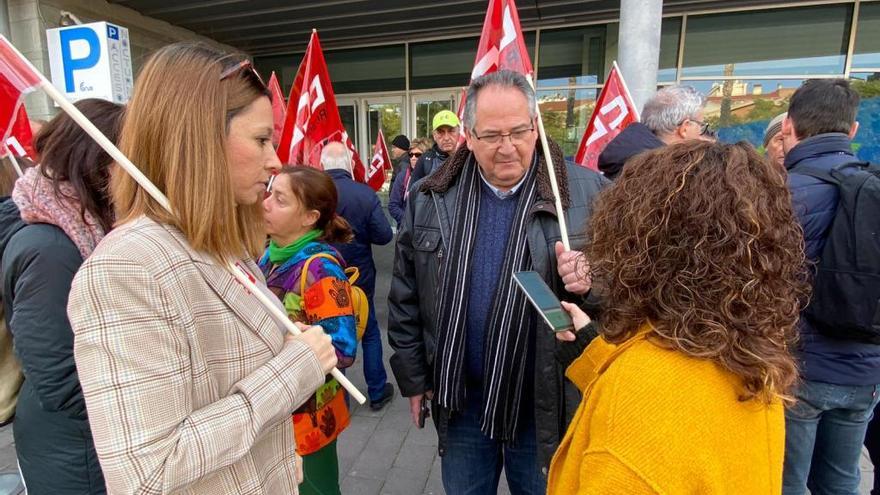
left=0, top=35, right=367, bottom=405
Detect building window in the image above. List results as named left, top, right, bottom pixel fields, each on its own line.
left=324, top=45, right=406, bottom=94
left=537, top=88, right=597, bottom=158
left=253, top=53, right=302, bottom=94
left=409, top=37, right=479, bottom=90
left=409, top=33, right=536, bottom=90
left=682, top=5, right=851, bottom=78
left=538, top=26, right=606, bottom=87
left=658, top=17, right=682, bottom=83
left=854, top=2, right=880, bottom=70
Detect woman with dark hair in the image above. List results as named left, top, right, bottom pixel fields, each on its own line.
left=547, top=141, right=809, bottom=494
left=0, top=98, right=123, bottom=494
left=260, top=165, right=358, bottom=495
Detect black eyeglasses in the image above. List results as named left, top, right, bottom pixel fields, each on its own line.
left=220, top=59, right=265, bottom=86
left=472, top=126, right=535, bottom=146
left=409, top=151, right=423, bottom=158
left=681, top=118, right=714, bottom=137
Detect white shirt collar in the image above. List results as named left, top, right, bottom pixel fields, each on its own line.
left=477, top=166, right=527, bottom=199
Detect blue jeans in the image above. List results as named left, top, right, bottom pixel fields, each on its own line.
left=441, top=396, right=545, bottom=495
left=783, top=379, right=880, bottom=495
left=361, top=298, right=388, bottom=403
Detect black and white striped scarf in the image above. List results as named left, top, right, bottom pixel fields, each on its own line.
left=433, top=154, right=539, bottom=441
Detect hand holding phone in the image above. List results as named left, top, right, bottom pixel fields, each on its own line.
left=513, top=271, right=575, bottom=333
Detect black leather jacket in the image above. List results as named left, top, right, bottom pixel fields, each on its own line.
left=388, top=143, right=607, bottom=473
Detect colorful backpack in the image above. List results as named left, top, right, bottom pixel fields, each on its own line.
left=300, top=252, right=369, bottom=341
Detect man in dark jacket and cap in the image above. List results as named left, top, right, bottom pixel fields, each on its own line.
left=322, top=142, right=396, bottom=410
left=389, top=134, right=410, bottom=187
left=408, top=110, right=461, bottom=185
left=388, top=70, right=607, bottom=494
left=598, top=85, right=711, bottom=179
left=779, top=79, right=880, bottom=495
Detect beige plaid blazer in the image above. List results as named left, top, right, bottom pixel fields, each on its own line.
left=68, top=216, right=325, bottom=494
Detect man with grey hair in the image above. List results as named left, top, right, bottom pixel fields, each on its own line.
left=320, top=141, right=396, bottom=411
left=598, top=85, right=712, bottom=180
left=388, top=70, right=607, bottom=494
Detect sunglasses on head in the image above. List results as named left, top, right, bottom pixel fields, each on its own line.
left=220, top=59, right=265, bottom=87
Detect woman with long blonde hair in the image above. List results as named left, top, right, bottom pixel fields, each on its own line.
left=67, top=42, right=337, bottom=494
left=549, top=141, right=809, bottom=494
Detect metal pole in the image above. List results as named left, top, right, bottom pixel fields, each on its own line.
left=618, top=0, right=663, bottom=113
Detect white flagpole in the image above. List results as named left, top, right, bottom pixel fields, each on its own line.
left=526, top=74, right=571, bottom=250
left=6, top=151, right=23, bottom=177
left=612, top=60, right=641, bottom=121
left=1, top=35, right=367, bottom=405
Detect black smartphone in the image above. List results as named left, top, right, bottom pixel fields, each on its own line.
left=513, top=271, right=575, bottom=333
left=418, top=395, right=430, bottom=428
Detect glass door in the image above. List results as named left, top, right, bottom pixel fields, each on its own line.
left=410, top=90, right=459, bottom=140
left=363, top=96, right=404, bottom=188
left=336, top=97, right=360, bottom=154
left=364, top=96, right=404, bottom=155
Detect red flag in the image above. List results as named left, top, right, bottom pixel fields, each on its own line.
left=359, top=130, right=391, bottom=192
left=277, top=30, right=364, bottom=173
left=471, top=0, right=533, bottom=80
left=3, top=105, right=35, bottom=160
left=267, top=72, right=287, bottom=147
left=0, top=36, right=41, bottom=159
left=456, top=0, right=534, bottom=139
left=574, top=62, right=639, bottom=171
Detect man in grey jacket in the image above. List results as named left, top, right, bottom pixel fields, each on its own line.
left=388, top=70, right=606, bottom=495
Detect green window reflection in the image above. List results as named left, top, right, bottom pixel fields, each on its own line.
left=537, top=88, right=597, bottom=159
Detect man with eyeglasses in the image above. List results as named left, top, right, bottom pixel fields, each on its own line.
left=388, top=70, right=607, bottom=495
left=408, top=110, right=462, bottom=185
left=598, top=85, right=714, bottom=180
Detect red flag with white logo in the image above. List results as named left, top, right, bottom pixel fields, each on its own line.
left=456, top=0, right=533, bottom=138
left=0, top=36, right=41, bottom=160
left=277, top=30, right=364, bottom=173
left=471, top=0, right=533, bottom=80
left=3, top=105, right=35, bottom=160
left=359, top=129, right=391, bottom=192
left=267, top=72, right=286, bottom=147
left=574, top=62, right=639, bottom=172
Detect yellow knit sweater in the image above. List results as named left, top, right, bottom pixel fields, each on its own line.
left=547, top=327, right=784, bottom=494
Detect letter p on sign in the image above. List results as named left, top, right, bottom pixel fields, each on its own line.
left=58, top=27, right=100, bottom=93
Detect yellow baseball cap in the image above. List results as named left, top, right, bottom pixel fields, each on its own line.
left=432, top=110, right=461, bottom=130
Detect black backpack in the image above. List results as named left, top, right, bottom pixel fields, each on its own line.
left=796, top=162, right=880, bottom=343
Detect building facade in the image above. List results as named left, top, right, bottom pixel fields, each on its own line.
left=4, top=0, right=879, bottom=161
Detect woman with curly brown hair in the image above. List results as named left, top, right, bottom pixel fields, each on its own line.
left=547, top=140, right=809, bottom=494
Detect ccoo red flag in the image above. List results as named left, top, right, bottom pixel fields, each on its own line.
left=267, top=72, right=287, bottom=147
left=3, top=105, right=35, bottom=160
left=471, top=0, right=533, bottom=80
left=574, top=62, right=639, bottom=172
left=0, top=36, right=41, bottom=159
left=359, top=130, right=391, bottom=192
left=277, top=30, right=364, bottom=173
left=456, top=0, right=534, bottom=140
